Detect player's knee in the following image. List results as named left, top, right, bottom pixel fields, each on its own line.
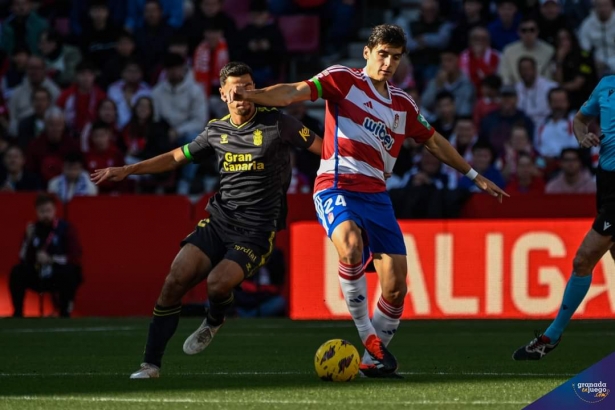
left=206, top=275, right=231, bottom=299
left=382, top=278, right=407, bottom=305
left=337, top=239, right=363, bottom=264
left=572, top=252, right=593, bottom=276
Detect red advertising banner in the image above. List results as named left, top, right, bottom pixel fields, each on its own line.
left=290, top=220, right=615, bottom=319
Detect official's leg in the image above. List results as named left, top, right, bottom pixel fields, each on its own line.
left=53, top=265, right=83, bottom=318
left=330, top=220, right=376, bottom=343
left=513, top=228, right=612, bottom=360
left=133, top=244, right=212, bottom=376
left=9, top=264, right=40, bottom=317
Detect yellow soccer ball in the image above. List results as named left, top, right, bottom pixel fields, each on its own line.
left=314, top=339, right=360, bottom=382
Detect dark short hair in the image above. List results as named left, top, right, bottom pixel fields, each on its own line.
left=76, top=60, right=97, bottom=73
left=117, top=29, right=134, bottom=42
left=219, top=62, right=254, bottom=86
left=560, top=147, right=581, bottom=160
left=41, top=29, right=62, bottom=46
left=456, top=115, right=474, bottom=123
left=122, top=58, right=143, bottom=72
left=472, top=140, right=496, bottom=160
left=441, top=47, right=459, bottom=57
left=91, top=120, right=111, bottom=133
left=163, top=52, right=185, bottom=68
left=435, top=90, right=455, bottom=103
left=497, top=0, right=517, bottom=7
left=548, top=87, right=567, bottom=102
left=520, top=15, right=538, bottom=27
left=90, top=0, right=108, bottom=9
left=518, top=56, right=537, bottom=69
left=35, top=193, right=56, bottom=208
left=31, top=86, right=52, bottom=101
left=64, top=152, right=84, bottom=165
left=482, top=74, right=502, bottom=90
left=367, top=24, right=407, bottom=53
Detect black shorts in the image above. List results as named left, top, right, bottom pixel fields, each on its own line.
left=180, top=216, right=276, bottom=277
left=593, top=167, right=615, bottom=240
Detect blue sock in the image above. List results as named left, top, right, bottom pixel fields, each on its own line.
left=544, top=274, right=592, bottom=341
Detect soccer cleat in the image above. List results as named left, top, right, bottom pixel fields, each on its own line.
left=512, top=331, right=561, bottom=361
left=183, top=318, right=223, bottom=355
left=129, top=363, right=160, bottom=379
left=359, top=363, right=403, bottom=379
left=363, top=334, right=398, bottom=373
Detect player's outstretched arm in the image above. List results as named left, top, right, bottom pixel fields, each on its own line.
left=226, top=81, right=311, bottom=107
left=573, top=111, right=600, bottom=148
left=90, top=148, right=188, bottom=185
left=423, top=132, right=509, bottom=202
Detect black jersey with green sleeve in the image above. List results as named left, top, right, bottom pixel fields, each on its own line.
left=183, top=107, right=317, bottom=231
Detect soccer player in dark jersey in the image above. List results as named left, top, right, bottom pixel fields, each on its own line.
left=91, top=62, right=322, bottom=378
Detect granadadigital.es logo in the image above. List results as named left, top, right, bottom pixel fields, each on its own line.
left=573, top=382, right=610, bottom=404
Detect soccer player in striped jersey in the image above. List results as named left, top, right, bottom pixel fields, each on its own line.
left=226, top=24, right=508, bottom=377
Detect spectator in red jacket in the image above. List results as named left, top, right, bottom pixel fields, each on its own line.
left=506, top=152, right=546, bottom=194
left=459, top=26, right=501, bottom=95
left=57, top=60, right=107, bottom=134
left=9, top=193, right=83, bottom=317
left=26, top=107, right=79, bottom=183
left=84, top=121, right=125, bottom=193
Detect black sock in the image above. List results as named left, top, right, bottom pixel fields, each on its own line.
left=207, top=294, right=234, bottom=327
left=143, top=303, right=181, bottom=368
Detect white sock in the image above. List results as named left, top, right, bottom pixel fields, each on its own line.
left=339, top=261, right=375, bottom=343
left=362, top=296, right=403, bottom=364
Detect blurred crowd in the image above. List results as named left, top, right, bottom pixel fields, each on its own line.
left=0, top=0, right=607, bottom=218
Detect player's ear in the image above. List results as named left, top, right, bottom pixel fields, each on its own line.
left=363, top=46, right=370, bottom=60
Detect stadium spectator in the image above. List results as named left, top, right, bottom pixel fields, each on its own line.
left=238, top=0, right=286, bottom=87
left=535, top=88, right=577, bottom=163
left=458, top=141, right=506, bottom=192
left=388, top=149, right=460, bottom=219
left=150, top=34, right=194, bottom=85
left=499, top=17, right=555, bottom=84
left=0, top=145, right=41, bottom=191
left=183, top=0, right=238, bottom=53
left=479, top=85, right=534, bottom=158
left=579, top=0, right=615, bottom=76
left=505, top=152, right=545, bottom=194
left=448, top=0, right=486, bottom=52
left=391, top=54, right=415, bottom=90
left=193, top=20, right=230, bottom=118
left=70, top=0, right=127, bottom=37
left=107, top=59, right=152, bottom=129
left=80, top=98, right=120, bottom=153
left=0, top=0, right=48, bottom=55
left=488, top=0, right=520, bottom=51
left=38, top=29, right=82, bottom=88
left=234, top=248, right=287, bottom=317
left=459, top=27, right=501, bottom=95
left=515, top=56, right=557, bottom=128
left=422, top=49, right=475, bottom=117
left=537, top=0, right=569, bottom=47
left=545, top=148, right=596, bottom=193
left=2, top=46, right=29, bottom=101
left=9, top=193, right=83, bottom=317
left=431, top=91, right=457, bottom=140
left=152, top=53, right=206, bottom=194
left=500, top=125, right=545, bottom=182
left=57, top=61, right=107, bottom=134
left=79, top=0, right=121, bottom=69
left=552, top=27, right=597, bottom=110
left=562, top=0, right=593, bottom=30
left=473, top=74, right=502, bottom=127
left=84, top=122, right=125, bottom=194
left=125, top=0, right=184, bottom=31
left=48, top=152, right=98, bottom=202
left=134, top=0, right=175, bottom=73
left=284, top=101, right=322, bottom=181
left=17, top=86, right=53, bottom=149
left=8, top=55, right=60, bottom=136
left=100, top=30, right=138, bottom=89
left=406, top=0, right=453, bottom=89
left=449, top=116, right=478, bottom=163
left=26, top=108, right=79, bottom=183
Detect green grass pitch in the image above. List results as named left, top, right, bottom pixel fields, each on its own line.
left=1, top=318, right=613, bottom=410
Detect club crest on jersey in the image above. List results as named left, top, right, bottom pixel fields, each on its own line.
left=393, top=114, right=400, bottom=130
left=253, top=129, right=263, bottom=146
left=363, top=117, right=394, bottom=151
left=220, top=134, right=228, bottom=144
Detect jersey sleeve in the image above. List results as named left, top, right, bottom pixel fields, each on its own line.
left=406, top=108, right=436, bottom=144
left=278, top=113, right=317, bottom=149
left=304, top=65, right=354, bottom=103
left=182, top=128, right=211, bottom=163
left=580, top=79, right=603, bottom=117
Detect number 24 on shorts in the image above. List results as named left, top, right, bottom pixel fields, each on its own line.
left=324, top=195, right=347, bottom=224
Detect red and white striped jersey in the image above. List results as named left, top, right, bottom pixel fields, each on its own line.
left=305, top=65, right=435, bottom=194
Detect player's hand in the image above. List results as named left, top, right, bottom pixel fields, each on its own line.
left=91, top=166, right=129, bottom=185
left=473, top=174, right=510, bottom=203
left=36, top=251, right=51, bottom=265
left=224, top=85, right=247, bottom=103
left=578, top=132, right=600, bottom=148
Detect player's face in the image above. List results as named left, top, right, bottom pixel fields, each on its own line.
left=364, top=44, right=403, bottom=82
left=221, top=74, right=255, bottom=116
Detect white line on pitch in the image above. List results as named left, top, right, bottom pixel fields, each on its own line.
left=0, top=396, right=531, bottom=405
